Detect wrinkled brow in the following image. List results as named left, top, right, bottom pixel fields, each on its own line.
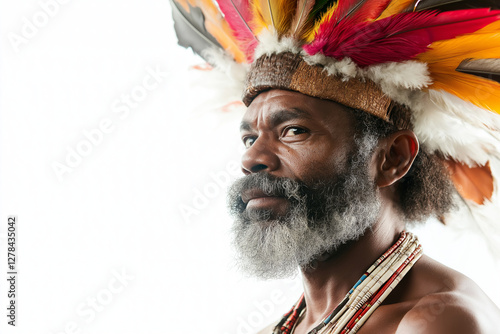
left=240, top=107, right=311, bottom=132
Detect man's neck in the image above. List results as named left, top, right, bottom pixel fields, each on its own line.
left=298, top=212, right=404, bottom=331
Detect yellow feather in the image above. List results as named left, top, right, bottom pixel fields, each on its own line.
left=421, top=43, right=500, bottom=65
left=476, top=19, right=500, bottom=34
left=251, top=0, right=274, bottom=34
left=427, top=71, right=500, bottom=114
left=419, top=32, right=500, bottom=64
left=417, top=21, right=500, bottom=113
left=304, top=2, right=339, bottom=43
left=377, top=0, right=416, bottom=20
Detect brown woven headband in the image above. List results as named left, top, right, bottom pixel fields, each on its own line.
left=243, top=52, right=393, bottom=121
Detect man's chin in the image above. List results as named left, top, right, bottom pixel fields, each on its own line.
left=245, top=217, right=280, bottom=230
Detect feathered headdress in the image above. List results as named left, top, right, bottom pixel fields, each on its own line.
left=170, top=0, right=500, bottom=251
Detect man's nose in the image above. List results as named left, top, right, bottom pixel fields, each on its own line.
left=241, top=137, right=279, bottom=174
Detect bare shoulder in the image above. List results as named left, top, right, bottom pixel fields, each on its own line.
left=395, top=255, right=500, bottom=334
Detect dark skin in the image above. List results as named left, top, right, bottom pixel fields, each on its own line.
left=241, top=89, right=500, bottom=334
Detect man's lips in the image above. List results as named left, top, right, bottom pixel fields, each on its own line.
left=241, top=189, right=287, bottom=209
left=241, top=189, right=279, bottom=203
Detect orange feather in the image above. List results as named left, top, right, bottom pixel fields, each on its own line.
left=201, top=0, right=247, bottom=62
left=417, top=20, right=500, bottom=112
left=377, top=0, right=416, bottom=20
left=423, top=20, right=500, bottom=56
left=443, top=160, right=494, bottom=205
left=419, top=27, right=500, bottom=63
left=174, top=0, right=247, bottom=62
left=206, top=20, right=247, bottom=63
left=251, top=0, right=274, bottom=34
left=252, top=0, right=307, bottom=37
left=425, top=70, right=500, bottom=113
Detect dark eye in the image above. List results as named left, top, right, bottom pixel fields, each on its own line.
left=282, top=127, right=308, bottom=138
left=242, top=136, right=256, bottom=148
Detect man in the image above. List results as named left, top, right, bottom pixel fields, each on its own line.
left=227, top=91, right=500, bottom=333
left=170, top=0, right=500, bottom=332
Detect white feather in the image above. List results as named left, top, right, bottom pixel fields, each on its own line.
left=428, top=90, right=500, bottom=132
left=301, top=54, right=359, bottom=79
left=410, top=91, right=499, bottom=166
left=365, top=61, right=432, bottom=90
left=202, top=48, right=248, bottom=86
left=253, top=30, right=301, bottom=59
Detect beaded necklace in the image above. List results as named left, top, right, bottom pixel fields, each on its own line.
left=273, top=231, right=422, bottom=334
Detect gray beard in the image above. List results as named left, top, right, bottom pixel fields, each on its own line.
left=227, top=134, right=381, bottom=279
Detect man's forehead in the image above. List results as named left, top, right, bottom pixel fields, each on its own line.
left=241, top=89, right=353, bottom=129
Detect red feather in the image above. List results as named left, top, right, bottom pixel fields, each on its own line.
left=330, top=0, right=391, bottom=24
left=304, top=8, right=500, bottom=67
left=349, top=0, right=392, bottom=22
left=217, top=0, right=258, bottom=60
left=329, top=0, right=364, bottom=22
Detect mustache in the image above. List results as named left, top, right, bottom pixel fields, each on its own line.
left=227, top=173, right=307, bottom=213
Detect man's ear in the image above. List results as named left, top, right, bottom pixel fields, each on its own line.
left=375, top=130, right=419, bottom=188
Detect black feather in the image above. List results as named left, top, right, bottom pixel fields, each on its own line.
left=309, top=0, right=335, bottom=21
left=415, top=0, right=500, bottom=11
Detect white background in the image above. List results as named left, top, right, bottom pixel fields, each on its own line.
left=0, top=1, right=499, bottom=333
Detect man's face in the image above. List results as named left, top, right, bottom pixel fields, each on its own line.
left=228, top=89, right=381, bottom=279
